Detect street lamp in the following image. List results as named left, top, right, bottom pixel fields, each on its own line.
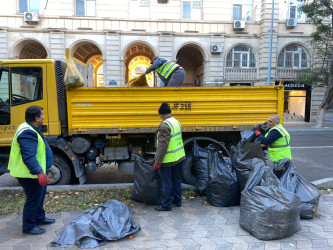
left=267, top=0, right=275, bottom=86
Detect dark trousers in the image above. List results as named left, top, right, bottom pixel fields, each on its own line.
left=17, top=178, right=47, bottom=232
left=159, top=162, right=182, bottom=209
left=166, top=68, right=186, bottom=87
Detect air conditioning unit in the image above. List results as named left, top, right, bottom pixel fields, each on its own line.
left=286, top=18, right=297, bottom=28
left=233, top=20, right=245, bottom=30
left=210, top=44, right=222, bottom=54
left=24, top=12, right=40, bottom=24
left=157, top=0, right=168, bottom=3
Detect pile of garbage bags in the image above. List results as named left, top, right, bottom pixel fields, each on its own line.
left=51, top=200, right=140, bottom=248
left=181, top=130, right=321, bottom=240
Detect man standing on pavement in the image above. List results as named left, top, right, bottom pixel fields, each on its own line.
left=255, top=114, right=292, bottom=177
left=144, top=56, right=186, bottom=87
left=8, top=106, right=55, bottom=235
left=154, top=102, right=186, bottom=211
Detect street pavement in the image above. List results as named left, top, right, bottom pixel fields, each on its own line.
left=0, top=112, right=333, bottom=250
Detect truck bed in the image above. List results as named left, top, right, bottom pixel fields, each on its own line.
left=66, top=86, right=284, bottom=135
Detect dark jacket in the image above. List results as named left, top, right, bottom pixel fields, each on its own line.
left=17, top=124, right=53, bottom=175
left=154, top=116, right=185, bottom=167
left=145, top=57, right=172, bottom=85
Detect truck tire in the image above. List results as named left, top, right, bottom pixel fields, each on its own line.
left=47, top=154, right=74, bottom=185
left=181, top=154, right=196, bottom=186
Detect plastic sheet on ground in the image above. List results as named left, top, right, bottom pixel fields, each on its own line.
left=130, top=154, right=162, bottom=205
left=125, top=74, right=149, bottom=87
left=239, top=158, right=301, bottom=240
left=206, top=145, right=240, bottom=207
left=192, top=140, right=209, bottom=195
left=278, top=158, right=321, bottom=219
left=51, top=199, right=141, bottom=248
left=230, top=130, right=266, bottom=192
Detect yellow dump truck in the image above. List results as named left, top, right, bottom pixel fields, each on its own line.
left=0, top=59, right=284, bottom=185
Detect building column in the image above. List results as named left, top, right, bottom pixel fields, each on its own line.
left=49, top=31, right=65, bottom=60
left=104, top=32, right=121, bottom=86
left=0, top=29, right=8, bottom=60
left=208, top=35, right=225, bottom=85
left=157, top=33, right=174, bottom=86
left=259, top=0, right=278, bottom=86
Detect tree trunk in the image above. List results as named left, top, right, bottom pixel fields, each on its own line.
left=316, top=107, right=325, bottom=128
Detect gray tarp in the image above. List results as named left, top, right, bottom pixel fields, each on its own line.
left=51, top=199, right=141, bottom=248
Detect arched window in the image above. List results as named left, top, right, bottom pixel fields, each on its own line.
left=226, top=45, right=256, bottom=68
left=278, top=44, right=310, bottom=69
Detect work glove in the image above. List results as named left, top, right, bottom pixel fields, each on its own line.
left=261, top=145, right=268, bottom=150
left=154, top=164, right=160, bottom=170
left=37, top=173, right=50, bottom=186
left=255, top=130, right=261, bottom=136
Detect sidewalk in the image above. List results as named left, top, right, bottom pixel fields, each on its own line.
left=0, top=113, right=332, bottom=250
left=284, top=111, right=333, bottom=134
left=0, top=191, right=333, bottom=250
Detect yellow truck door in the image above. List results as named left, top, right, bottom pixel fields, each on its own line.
left=0, top=63, right=49, bottom=146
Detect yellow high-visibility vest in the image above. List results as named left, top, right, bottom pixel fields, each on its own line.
left=8, top=122, right=46, bottom=178
left=265, top=124, right=292, bottom=162
left=156, top=61, right=179, bottom=79
left=157, top=117, right=185, bottom=163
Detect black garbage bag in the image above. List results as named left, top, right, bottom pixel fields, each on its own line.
left=192, top=140, right=209, bottom=195
left=206, top=145, right=240, bottom=207
left=279, top=159, right=321, bottom=219
left=51, top=199, right=141, bottom=248
left=231, top=130, right=266, bottom=192
left=130, top=154, right=162, bottom=205
left=253, top=122, right=268, bottom=134
left=240, top=158, right=301, bottom=240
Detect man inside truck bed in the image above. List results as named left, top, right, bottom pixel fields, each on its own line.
left=8, top=106, right=55, bottom=235
left=255, top=114, right=292, bottom=178
left=143, top=56, right=186, bottom=87
left=154, top=102, right=186, bottom=211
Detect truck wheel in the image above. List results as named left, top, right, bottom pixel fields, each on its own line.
left=181, top=154, right=196, bottom=186
left=47, top=154, right=74, bottom=185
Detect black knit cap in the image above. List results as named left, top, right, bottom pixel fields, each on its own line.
left=158, top=102, right=171, bottom=114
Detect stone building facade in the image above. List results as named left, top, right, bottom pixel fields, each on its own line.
left=0, top=0, right=326, bottom=122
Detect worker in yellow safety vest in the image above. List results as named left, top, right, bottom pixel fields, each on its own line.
left=144, top=56, right=186, bottom=87
left=154, top=102, right=186, bottom=211
left=255, top=114, right=292, bottom=178
left=8, top=106, right=55, bottom=235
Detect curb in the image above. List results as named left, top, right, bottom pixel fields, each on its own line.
left=0, top=183, right=196, bottom=192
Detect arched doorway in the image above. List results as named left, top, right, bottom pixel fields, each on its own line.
left=176, top=44, right=205, bottom=86
left=12, top=39, right=48, bottom=59
left=124, top=43, right=155, bottom=87
left=71, top=42, right=103, bottom=87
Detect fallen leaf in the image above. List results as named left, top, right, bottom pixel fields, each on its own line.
left=289, top=243, right=295, bottom=247
left=129, top=234, right=137, bottom=239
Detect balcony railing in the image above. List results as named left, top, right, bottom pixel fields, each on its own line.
left=225, top=68, right=257, bottom=80
left=276, top=68, right=307, bottom=80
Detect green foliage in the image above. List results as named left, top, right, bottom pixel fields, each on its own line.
left=297, top=0, right=333, bottom=88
